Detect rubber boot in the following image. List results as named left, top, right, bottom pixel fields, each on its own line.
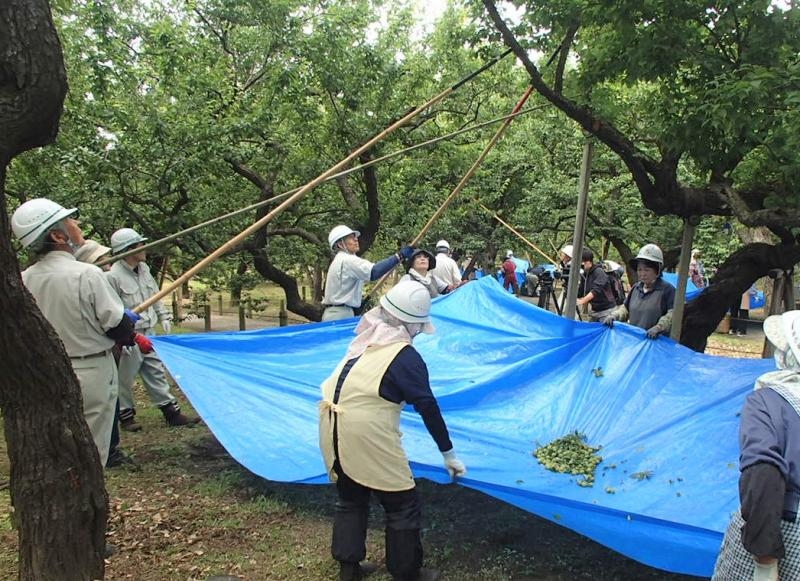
left=339, top=562, right=361, bottom=581
left=339, top=561, right=377, bottom=581
left=106, top=448, right=141, bottom=471
left=393, top=568, right=440, bottom=581
left=119, top=408, right=142, bottom=432
left=159, top=402, right=201, bottom=427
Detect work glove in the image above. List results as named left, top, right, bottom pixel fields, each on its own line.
left=134, top=333, right=154, bottom=354
left=161, top=318, right=172, bottom=334
left=442, top=449, right=466, bottom=480
left=399, top=246, right=415, bottom=260
left=753, top=560, right=779, bottom=581
left=124, top=308, right=141, bottom=322
left=602, top=315, right=615, bottom=328
left=646, top=324, right=662, bottom=339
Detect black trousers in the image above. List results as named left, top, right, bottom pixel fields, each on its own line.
left=332, top=461, right=423, bottom=579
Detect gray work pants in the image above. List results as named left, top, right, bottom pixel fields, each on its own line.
left=72, top=352, right=118, bottom=466
left=117, top=330, right=174, bottom=411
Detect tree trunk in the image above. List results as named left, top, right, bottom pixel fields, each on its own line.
left=0, top=1, right=108, bottom=578
left=681, top=243, right=800, bottom=352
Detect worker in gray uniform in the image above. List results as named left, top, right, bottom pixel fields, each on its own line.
left=106, top=227, right=198, bottom=431
left=12, top=198, right=137, bottom=466
left=322, top=225, right=414, bottom=321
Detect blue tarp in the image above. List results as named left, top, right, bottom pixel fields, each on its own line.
left=153, top=276, right=774, bottom=577
left=662, top=272, right=704, bottom=302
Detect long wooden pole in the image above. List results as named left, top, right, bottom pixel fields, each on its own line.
left=476, top=202, right=556, bottom=264
left=563, top=136, right=594, bottom=320
left=98, top=102, right=540, bottom=268
left=367, top=86, right=535, bottom=297
left=670, top=218, right=697, bottom=341
left=134, top=50, right=513, bottom=313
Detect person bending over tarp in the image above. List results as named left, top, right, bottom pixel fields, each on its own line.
left=602, top=244, right=676, bottom=339
left=712, top=311, right=800, bottom=581
left=322, top=225, right=414, bottom=322
left=318, top=280, right=466, bottom=581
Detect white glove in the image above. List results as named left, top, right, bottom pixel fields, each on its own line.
left=753, top=560, right=779, bottom=581
left=441, top=449, right=466, bottom=479
left=160, top=318, right=172, bottom=334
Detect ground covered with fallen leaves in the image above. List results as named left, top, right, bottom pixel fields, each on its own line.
left=0, top=330, right=761, bottom=580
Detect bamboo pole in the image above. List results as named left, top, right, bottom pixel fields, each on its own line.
left=476, top=202, right=557, bottom=264
left=367, top=85, right=535, bottom=298
left=98, top=104, right=540, bottom=268
left=134, top=50, right=513, bottom=313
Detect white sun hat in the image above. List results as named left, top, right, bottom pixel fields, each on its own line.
left=764, top=311, right=800, bottom=368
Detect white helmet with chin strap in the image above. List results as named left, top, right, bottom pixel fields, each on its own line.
left=629, top=243, right=664, bottom=272
left=435, top=239, right=450, bottom=252
left=328, top=225, right=360, bottom=250
left=110, top=228, right=148, bottom=254
left=11, top=198, right=78, bottom=249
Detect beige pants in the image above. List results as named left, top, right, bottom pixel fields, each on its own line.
left=322, top=306, right=356, bottom=321
left=72, top=352, right=118, bottom=466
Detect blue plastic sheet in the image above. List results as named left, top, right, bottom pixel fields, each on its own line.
left=662, top=272, right=704, bottom=301
left=153, top=276, right=773, bottom=577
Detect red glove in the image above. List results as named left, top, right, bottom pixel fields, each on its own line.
left=134, top=333, right=154, bottom=354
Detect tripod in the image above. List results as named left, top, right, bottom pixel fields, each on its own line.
left=537, top=278, right=563, bottom=315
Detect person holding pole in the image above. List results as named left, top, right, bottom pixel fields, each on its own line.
left=319, top=280, right=465, bottom=581
left=322, top=225, right=414, bottom=321
left=75, top=240, right=142, bottom=470
left=11, top=199, right=138, bottom=466
left=106, top=228, right=198, bottom=431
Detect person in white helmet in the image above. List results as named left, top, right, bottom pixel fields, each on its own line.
left=319, top=280, right=465, bottom=581
left=713, top=311, right=800, bottom=581
left=322, top=225, right=414, bottom=321
left=74, top=239, right=144, bottom=469
left=106, top=227, right=199, bottom=431
left=602, top=244, right=676, bottom=338
left=429, top=240, right=463, bottom=289
left=11, top=198, right=138, bottom=466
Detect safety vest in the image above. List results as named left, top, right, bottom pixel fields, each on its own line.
left=319, top=342, right=415, bottom=491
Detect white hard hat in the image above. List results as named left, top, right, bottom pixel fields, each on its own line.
left=74, top=240, right=112, bottom=264
left=560, top=244, right=573, bottom=258
left=328, top=225, right=360, bottom=250
left=110, top=228, right=148, bottom=254
left=506, top=250, right=514, bottom=258
left=629, top=243, right=664, bottom=269
left=764, top=311, right=800, bottom=369
left=11, top=198, right=78, bottom=249
left=380, top=280, right=432, bottom=324
left=435, top=239, right=450, bottom=250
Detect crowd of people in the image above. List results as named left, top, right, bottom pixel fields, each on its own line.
left=11, top=205, right=791, bottom=580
